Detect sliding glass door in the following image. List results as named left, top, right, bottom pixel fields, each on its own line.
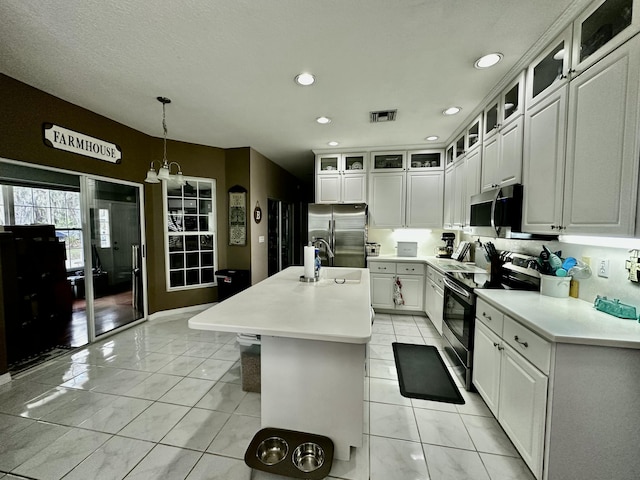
left=84, top=178, right=144, bottom=338
left=0, top=160, right=146, bottom=364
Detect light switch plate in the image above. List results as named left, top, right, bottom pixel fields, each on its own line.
left=259, top=236, right=265, bottom=243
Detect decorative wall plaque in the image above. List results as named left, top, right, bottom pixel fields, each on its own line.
left=43, top=123, right=122, bottom=163
left=228, top=185, right=247, bottom=246
left=253, top=202, right=262, bottom=224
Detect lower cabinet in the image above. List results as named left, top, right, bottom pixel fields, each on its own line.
left=498, top=343, right=548, bottom=476
left=473, top=299, right=549, bottom=479
left=424, top=266, right=444, bottom=335
left=369, top=261, right=424, bottom=312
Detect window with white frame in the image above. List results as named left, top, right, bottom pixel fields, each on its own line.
left=1, top=185, right=84, bottom=269
left=164, top=178, right=217, bottom=289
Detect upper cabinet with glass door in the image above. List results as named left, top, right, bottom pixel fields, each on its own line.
left=466, top=115, right=482, bottom=153
left=316, top=153, right=367, bottom=175
left=370, top=151, right=406, bottom=171
left=527, top=0, right=639, bottom=108
left=484, top=71, right=525, bottom=138
left=455, top=133, right=466, bottom=160
left=572, top=0, right=640, bottom=74
left=407, top=150, right=443, bottom=170
left=526, top=28, right=572, bottom=108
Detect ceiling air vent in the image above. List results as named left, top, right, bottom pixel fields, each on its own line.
left=370, top=110, right=397, bottom=123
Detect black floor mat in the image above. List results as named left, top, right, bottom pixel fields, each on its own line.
left=392, top=343, right=465, bottom=404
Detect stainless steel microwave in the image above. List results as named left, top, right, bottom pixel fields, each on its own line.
left=469, top=184, right=523, bottom=238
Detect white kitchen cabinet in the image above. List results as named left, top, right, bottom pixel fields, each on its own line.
left=522, top=86, right=568, bottom=233
left=526, top=28, right=572, bottom=109
left=424, top=267, right=444, bottom=335
left=523, top=32, right=640, bottom=235
left=368, top=172, right=405, bottom=228
left=480, top=72, right=525, bottom=192
left=369, top=260, right=424, bottom=312
left=571, top=0, right=640, bottom=77
left=370, top=273, right=395, bottom=309
left=406, top=171, right=444, bottom=228
left=464, top=147, right=482, bottom=228
left=315, top=153, right=367, bottom=204
left=473, top=299, right=550, bottom=479
left=443, top=163, right=455, bottom=229
left=395, top=274, right=424, bottom=311
left=452, top=159, right=465, bottom=228
left=473, top=320, right=502, bottom=415
left=498, top=343, right=548, bottom=477
left=369, top=150, right=443, bottom=228
left=562, top=34, right=640, bottom=235
left=481, top=115, right=523, bottom=192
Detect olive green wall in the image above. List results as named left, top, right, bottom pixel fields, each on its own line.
left=0, top=73, right=303, bottom=317
left=0, top=73, right=228, bottom=314
left=224, top=148, right=252, bottom=271
left=249, top=148, right=302, bottom=284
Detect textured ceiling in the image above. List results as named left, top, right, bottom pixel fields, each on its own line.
left=0, top=0, right=590, bottom=180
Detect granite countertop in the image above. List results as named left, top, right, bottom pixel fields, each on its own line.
left=476, top=289, right=640, bottom=349
left=188, top=266, right=372, bottom=344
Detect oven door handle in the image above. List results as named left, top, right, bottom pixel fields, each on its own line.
left=443, top=277, right=471, bottom=299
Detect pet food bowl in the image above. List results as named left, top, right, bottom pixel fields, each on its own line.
left=256, top=437, right=289, bottom=465
left=291, top=442, right=325, bottom=473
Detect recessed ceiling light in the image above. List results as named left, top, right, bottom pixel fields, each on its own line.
left=442, top=107, right=461, bottom=116
left=425, top=135, right=439, bottom=141
left=316, top=116, right=331, bottom=124
left=327, top=141, right=339, bottom=146
left=295, top=73, right=315, bottom=86
left=474, top=53, right=503, bottom=69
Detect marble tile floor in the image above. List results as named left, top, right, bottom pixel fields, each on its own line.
left=0, top=309, right=535, bottom=480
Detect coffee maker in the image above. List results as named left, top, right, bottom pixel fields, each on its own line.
left=436, top=233, right=456, bottom=258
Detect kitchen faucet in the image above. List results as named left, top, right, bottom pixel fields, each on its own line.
left=312, top=237, right=335, bottom=258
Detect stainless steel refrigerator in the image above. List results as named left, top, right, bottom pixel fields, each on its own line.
left=307, top=203, right=367, bottom=267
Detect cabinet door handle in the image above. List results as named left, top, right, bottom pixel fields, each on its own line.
left=493, top=342, right=500, bottom=348
left=514, top=335, right=529, bottom=348
left=482, top=312, right=492, bottom=321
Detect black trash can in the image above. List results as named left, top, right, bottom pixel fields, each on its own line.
left=215, top=269, right=251, bottom=301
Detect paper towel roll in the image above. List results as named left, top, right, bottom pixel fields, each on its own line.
left=304, top=246, right=316, bottom=279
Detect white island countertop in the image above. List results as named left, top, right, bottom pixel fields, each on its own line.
left=476, top=289, right=640, bottom=349
left=189, top=266, right=372, bottom=344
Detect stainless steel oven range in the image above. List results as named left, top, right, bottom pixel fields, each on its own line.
left=441, top=253, right=540, bottom=391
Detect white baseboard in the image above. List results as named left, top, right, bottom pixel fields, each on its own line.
left=0, top=372, right=11, bottom=386
left=148, top=303, right=216, bottom=321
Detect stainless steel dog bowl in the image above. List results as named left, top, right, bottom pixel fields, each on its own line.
left=256, top=437, right=288, bottom=466
left=291, top=442, right=325, bottom=472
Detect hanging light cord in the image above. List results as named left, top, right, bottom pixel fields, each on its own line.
left=159, top=96, right=171, bottom=167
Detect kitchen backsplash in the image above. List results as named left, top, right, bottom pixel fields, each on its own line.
left=368, top=228, right=640, bottom=307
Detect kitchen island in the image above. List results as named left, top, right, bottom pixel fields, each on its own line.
left=188, top=266, right=372, bottom=461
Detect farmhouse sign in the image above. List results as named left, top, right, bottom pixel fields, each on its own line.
left=43, top=123, right=122, bottom=163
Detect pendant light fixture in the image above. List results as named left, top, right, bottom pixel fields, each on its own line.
left=145, top=96, right=185, bottom=186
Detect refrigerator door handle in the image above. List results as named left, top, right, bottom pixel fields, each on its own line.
left=331, top=219, right=336, bottom=267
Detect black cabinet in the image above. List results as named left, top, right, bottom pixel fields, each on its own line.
left=0, top=225, right=72, bottom=365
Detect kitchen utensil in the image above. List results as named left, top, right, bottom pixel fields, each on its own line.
left=562, top=257, right=577, bottom=270
left=543, top=246, right=563, bottom=271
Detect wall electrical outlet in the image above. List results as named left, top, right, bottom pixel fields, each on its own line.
left=598, top=259, right=610, bottom=278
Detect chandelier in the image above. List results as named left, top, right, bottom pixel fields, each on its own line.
left=145, top=96, right=185, bottom=186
